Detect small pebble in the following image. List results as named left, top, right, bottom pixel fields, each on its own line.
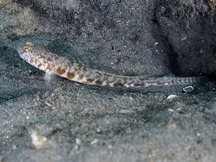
left=91, top=139, right=98, bottom=145
left=119, top=109, right=132, bottom=114
left=75, top=138, right=81, bottom=145
left=183, top=86, right=194, bottom=93
left=166, top=94, right=178, bottom=100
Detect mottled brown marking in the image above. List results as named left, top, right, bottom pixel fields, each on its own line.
left=53, top=56, right=59, bottom=60
left=156, top=81, right=162, bottom=86
left=130, top=79, right=135, bottom=83
left=114, top=82, right=124, bottom=87
left=95, top=80, right=102, bottom=85
left=119, top=83, right=124, bottom=87
left=33, top=61, right=37, bottom=66
left=61, top=68, right=66, bottom=74
left=56, top=67, right=66, bottom=75
left=66, top=62, right=72, bottom=69
left=106, top=81, right=110, bottom=87
left=122, top=78, right=127, bottom=84
left=182, top=78, right=186, bottom=83
left=134, top=83, right=140, bottom=87
left=85, top=74, right=90, bottom=78
left=103, top=74, right=112, bottom=81
left=46, top=65, right=50, bottom=70
left=40, top=55, right=46, bottom=59
left=74, top=67, right=78, bottom=72
left=43, top=61, right=48, bottom=64
left=77, top=74, right=84, bottom=80
left=36, top=63, right=42, bottom=68
left=171, top=80, right=175, bottom=84
left=51, top=63, right=55, bottom=67
left=95, top=71, right=103, bottom=77
left=29, top=58, right=34, bottom=63
left=82, top=67, right=87, bottom=72
left=67, top=72, right=75, bottom=79
left=64, top=64, right=68, bottom=71
left=113, top=82, right=118, bottom=87
left=47, top=57, right=52, bottom=61
left=43, top=64, right=51, bottom=72
left=86, top=78, right=94, bottom=83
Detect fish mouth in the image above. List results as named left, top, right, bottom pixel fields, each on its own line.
left=16, top=47, right=24, bottom=56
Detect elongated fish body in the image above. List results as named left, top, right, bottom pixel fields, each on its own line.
left=17, top=42, right=206, bottom=89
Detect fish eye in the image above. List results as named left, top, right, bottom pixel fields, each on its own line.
left=23, top=46, right=29, bottom=52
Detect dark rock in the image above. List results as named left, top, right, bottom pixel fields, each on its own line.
left=155, top=0, right=216, bottom=77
